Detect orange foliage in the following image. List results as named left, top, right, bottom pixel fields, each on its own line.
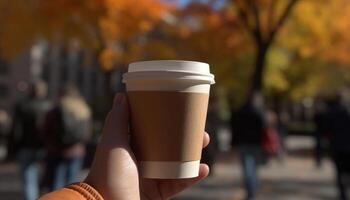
left=101, top=0, right=165, bottom=41
left=0, top=0, right=168, bottom=71
left=2, top=0, right=350, bottom=99
left=0, top=1, right=43, bottom=58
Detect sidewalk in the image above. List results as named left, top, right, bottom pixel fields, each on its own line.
left=175, top=136, right=337, bottom=200
left=0, top=136, right=338, bottom=200
left=0, top=162, right=22, bottom=200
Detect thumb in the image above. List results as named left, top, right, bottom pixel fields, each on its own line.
left=101, top=93, right=130, bottom=145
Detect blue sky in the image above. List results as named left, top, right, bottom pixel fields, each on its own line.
left=174, top=0, right=227, bottom=9
left=177, top=0, right=190, bottom=6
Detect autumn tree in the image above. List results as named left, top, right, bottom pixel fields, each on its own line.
left=229, top=0, right=299, bottom=94
left=271, top=0, right=350, bottom=99
left=172, top=0, right=340, bottom=101
left=0, top=0, right=168, bottom=97
left=138, top=1, right=292, bottom=103
left=141, top=1, right=298, bottom=102
left=0, top=0, right=167, bottom=68
left=4, top=0, right=350, bottom=102
left=143, top=0, right=300, bottom=101
left=0, top=0, right=44, bottom=59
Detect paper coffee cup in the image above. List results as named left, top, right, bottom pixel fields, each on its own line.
left=123, top=60, right=215, bottom=179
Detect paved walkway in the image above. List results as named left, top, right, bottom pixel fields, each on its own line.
left=175, top=136, right=338, bottom=200
left=0, top=136, right=341, bottom=200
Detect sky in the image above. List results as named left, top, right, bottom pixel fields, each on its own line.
left=174, top=0, right=227, bottom=9
left=177, top=0, right=190, bottom=6
left=161, top=0, right=190, bottom=7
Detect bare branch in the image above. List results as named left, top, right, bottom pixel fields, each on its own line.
left=235, top=1, right=252, bottom=31
left=267, top=0, right=277, bottom=33
left=249, top=0, right=262, bottom=43
left=234, top=0, right=262, bottom=44
left=268, top=0, right=299, bottom=43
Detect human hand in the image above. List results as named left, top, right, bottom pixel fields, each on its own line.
left=85, top=93, right=210, bottom=200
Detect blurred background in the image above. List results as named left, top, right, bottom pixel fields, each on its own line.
left=0, top=0, right=350, bottom=199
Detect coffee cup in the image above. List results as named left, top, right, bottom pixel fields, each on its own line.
left=122, top=60, right=215, bottom=179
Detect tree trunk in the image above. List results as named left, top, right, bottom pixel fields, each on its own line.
left=250, top=43, right=269, bottom=94
left=91, top=48, right=114, bottom=98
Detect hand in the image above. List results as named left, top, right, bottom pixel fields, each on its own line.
left=85, top=93, right=210, bottom=200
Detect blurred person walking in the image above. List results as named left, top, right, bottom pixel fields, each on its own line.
left=231, top=93, right=265, bottom=200
left=43, top=84, right=92, bottom=191
left=327, top=95, right=350, bottom=200
left=9, top=80, right=52, bottom=200
left=262, top=109, right=281, bottom=162
left=313, top=99, right=329, bottom=168
left=276, top=104, right=290, bottom=159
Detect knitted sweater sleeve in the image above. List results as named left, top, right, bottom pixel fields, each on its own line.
left=39, top=182, right=103, bottom=200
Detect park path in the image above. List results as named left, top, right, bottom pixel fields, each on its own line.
left=175, top=136, right=337, bottom=200
left=0, top=136, right=338, bottom=200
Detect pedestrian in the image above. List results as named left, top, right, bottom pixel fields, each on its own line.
left=43, top=84, right=92, bottom=191
left=327, top=94, right=350, bottom=200
left=231, top=92, right=265, bottom=200
left=39, top=93, right=210, bottom=200
left=9, top=80, right=52, bottom=200
left=313, top=99, right=329, bottom=168
left=262, top=109, right=281, bottom=162
left=276, top=104, right=289, bottom=159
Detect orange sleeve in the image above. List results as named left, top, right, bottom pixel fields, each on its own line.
left=39, top=182, right=104, bottom=200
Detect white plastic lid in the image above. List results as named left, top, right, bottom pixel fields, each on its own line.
left=123, top=60, right=215, bottom=85
left=128, top=60, right=210, bottom=74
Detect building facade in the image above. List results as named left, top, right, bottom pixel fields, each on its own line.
left=0, top=42, right=124, bottom=115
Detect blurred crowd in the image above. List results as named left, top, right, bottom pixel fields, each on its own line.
left=0, top=80, right=92, bottom=200
left=0, top=80, right=350, bottom=200
left=311, top=94, right=350, bottom=200
left=202, top=91, right=350, bottom=200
